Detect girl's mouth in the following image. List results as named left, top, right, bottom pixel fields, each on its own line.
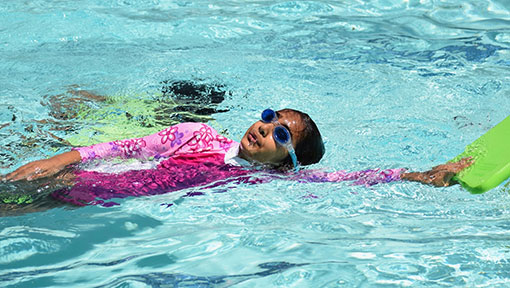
left=248, top=132, right=258, bottom=146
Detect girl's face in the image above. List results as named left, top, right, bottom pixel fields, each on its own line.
left=239, top=110, right=305, bottom=165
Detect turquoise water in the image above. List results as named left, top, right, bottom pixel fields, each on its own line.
left=2, top=0, right=510, bottom=286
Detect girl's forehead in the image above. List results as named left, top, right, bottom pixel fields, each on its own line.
left=277, top=111, right=306, bottom=135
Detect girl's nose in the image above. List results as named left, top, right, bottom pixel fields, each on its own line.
left=258, top=122, right=272, bottom=138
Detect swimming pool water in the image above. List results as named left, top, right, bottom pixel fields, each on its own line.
left=1, top=0, right=510, bottom=286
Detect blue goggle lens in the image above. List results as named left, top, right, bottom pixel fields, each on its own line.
left=274, top=126, right=290, bottom=144
left=261, top=109, right=277, bottom=123
left=261, top=109, right=291, bottom=145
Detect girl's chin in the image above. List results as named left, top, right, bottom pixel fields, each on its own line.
left=238, top=141, right=253, bottom=160
left=240, top=137, right=254, bottom=150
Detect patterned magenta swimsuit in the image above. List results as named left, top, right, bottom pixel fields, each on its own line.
left=50, top=123, right=404, bottom=206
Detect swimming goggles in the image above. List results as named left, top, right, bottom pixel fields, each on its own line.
left=261, top=109, right=299, bottom=172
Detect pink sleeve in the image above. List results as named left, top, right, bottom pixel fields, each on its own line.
left=297, top=168, right=406, bottom=186
left=74, top=123, right=234, bottom=162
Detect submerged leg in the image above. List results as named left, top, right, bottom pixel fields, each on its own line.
left=0, top=171, right=74, bottom=217
left=0, top=194, right=68, bottom=217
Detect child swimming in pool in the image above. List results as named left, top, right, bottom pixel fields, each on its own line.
left=2, top=108, right=472, bottom=207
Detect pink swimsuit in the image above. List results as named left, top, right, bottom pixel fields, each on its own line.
left=50, top=123, right=404, bottom=206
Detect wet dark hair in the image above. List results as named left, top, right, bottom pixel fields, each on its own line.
left=277, top=108, right=325, bottom=166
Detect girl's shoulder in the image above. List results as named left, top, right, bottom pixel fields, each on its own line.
left=168, top=122, right=220, bottom=136
left=167, top=122, right=236, bottom=154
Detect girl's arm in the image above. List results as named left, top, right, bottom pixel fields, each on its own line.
left=3, top=150, right=81, bottom=182
left=3, top=122, right=223, bottom=182
left=298, top=158, right=473, bottom=187
left=73, top=122, right=202, bottom=162
left=400, top=157, right=473, bottom=187
left=314, top=168, right=406, bottom=186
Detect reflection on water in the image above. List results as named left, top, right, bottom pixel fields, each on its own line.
left=0, top=80, right=231, bottom=167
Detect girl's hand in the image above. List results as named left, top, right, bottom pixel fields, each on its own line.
left=2, top=150, right=81, bottom=182
left=402, top=157, right=474, bottom=187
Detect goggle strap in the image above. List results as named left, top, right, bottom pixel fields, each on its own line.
left=285, top=143, right=299, bottom=172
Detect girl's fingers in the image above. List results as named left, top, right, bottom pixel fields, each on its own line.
left=7, top=164, right=43, bottom=182
left=442, top=172, right=455, bottom=186
left=452, top=158, right=474, bottom=173
left=7, top=163, right=34, bottom=179
left=26, top=167, right=59, bottom=181
left=27, top=170, right=49, bottom=181
left=4, top=167, right=20, bottom=180
left=12, top=171, right=35, bottom=181
left=458, top=157, right=474, bottom=166
left=25, top=168, right=46, bottom=181
left=5, top=169, right=23, bottom=181
left=432, top=158, right=475, bottom=174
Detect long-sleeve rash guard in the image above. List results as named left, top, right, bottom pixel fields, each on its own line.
left=51, top=123, right=404, bottom=206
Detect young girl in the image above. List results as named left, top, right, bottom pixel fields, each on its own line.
left=3, top=108, right=472, bottom=207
